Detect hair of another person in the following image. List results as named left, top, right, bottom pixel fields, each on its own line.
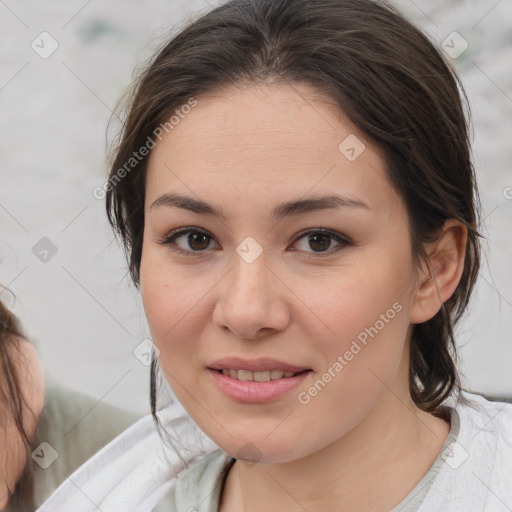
left=104, top=0, right=482, bottom=434
left=0, top=297, right=31, bottom=446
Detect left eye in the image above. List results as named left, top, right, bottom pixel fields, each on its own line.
left=159, top=228, right=351, bottom=257
left=292, top=229, right=350, bottom=256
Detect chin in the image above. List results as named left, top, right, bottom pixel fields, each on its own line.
left=211, top=430, right=312, bottom=465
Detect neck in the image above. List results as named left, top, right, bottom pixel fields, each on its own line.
left=221, top=387, right=450, bottom=512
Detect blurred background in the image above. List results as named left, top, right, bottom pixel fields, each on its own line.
left=1, top=0, right=511, bottom=415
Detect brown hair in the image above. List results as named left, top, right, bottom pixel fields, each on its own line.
left=0, top=297, right=31, bottom=445
left=105, top=0, right=482, bottom=419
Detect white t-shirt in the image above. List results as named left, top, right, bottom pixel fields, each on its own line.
left=35, top=391, right=512, bottom=512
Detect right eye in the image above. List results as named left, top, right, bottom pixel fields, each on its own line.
left=159, top=227, right=217, bottom=256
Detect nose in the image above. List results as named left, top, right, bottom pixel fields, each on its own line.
left=212, top=253, right=291, bottom=341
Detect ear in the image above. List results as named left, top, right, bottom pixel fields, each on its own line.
left=409, top=219, right=468, bottom=325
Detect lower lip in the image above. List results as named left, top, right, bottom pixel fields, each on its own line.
left=207, top=368, right=311, bottom=403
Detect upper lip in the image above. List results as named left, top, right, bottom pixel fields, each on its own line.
left=208, top=357, right=310, bottom=373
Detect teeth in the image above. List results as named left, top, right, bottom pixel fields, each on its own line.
left=219, top=369, right=301, bottom=381
left=238, top=370, right=253, bottom=381
left=254, top=370, right=270, bottom=382
left=270, top=369, right=284, bottom=379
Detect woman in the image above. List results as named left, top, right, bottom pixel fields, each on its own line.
left=37, top=0, right=512, bottom=510
left=0, top=297, right=141, bottom=511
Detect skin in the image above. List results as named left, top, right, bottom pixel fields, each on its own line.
left=140, top=82, right=467, bottom=511
left=1, top=337, right=45, bottom=509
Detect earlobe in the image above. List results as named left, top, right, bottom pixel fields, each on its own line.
left=409, top=219, right=467, bottom=325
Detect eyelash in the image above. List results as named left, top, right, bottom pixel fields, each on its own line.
left=158, top=227, right=352, bottom=258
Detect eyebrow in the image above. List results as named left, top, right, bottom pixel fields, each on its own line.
left=150, top=193, right=370, bottom=222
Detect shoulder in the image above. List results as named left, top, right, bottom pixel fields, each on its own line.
left=418, top=391, right=512, bottom=512
left=34, top=408, right=220, bottom=512
left=41, top=371, right=140, bottom=429
left=154, top=449, right=235, bottom=512
left=36, top=372, right=141, bottom=458
left=22, top=372, right=142, bottom=508
left=456, top=390, right=512, bottom=446
left=457, top=391, right=512, bottom=474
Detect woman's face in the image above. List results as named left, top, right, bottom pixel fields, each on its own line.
left=140, top=82, right=422, bottom=463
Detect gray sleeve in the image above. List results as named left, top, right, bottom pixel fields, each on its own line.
left=6, top=372, right=141, bottom=512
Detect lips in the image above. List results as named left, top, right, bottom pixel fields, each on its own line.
left=207, top=366, right=312, bottom=403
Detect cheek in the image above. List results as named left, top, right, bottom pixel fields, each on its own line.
left=140, top=248, right=194, bottom=355
left=295, top=276, right=409, bottom=437
left=307, top=254, right=412, bottom=391
left=140, top=272, right=202, bottom=407
left=315, top=258, right=410, bottom=343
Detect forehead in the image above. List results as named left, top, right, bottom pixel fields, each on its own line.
left=145, top=83, right=401, bottom=219
left=150, top=83, right=362, bottom=163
